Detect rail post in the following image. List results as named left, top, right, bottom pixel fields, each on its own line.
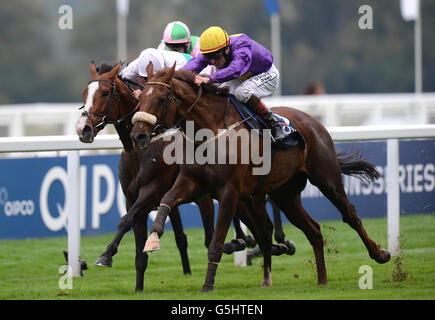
left=387, top=139, right=400, bottom=256
left=67, top=150, right=81, bottom=276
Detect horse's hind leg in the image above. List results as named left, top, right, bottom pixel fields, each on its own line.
left=309, top=167, right=390, bottom=264
left=133, top=217, right=148, bottom=291
left=168, top=206, right=191, bottom=274
left=270, top=180, right=327, bottom=285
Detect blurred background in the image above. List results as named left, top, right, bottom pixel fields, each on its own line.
left=0, top=0, right=434, bottom=137
left=0, top=0, right=434, bottom=242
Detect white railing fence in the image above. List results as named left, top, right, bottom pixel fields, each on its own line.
left=1, top=93, right=435, bottom=138
left=1, top=124, right=435, bottom=276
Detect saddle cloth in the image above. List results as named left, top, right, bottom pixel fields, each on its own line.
left=229, top=95, right=306, bottom=150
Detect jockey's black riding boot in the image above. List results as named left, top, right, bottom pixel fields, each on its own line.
left=245, top=95, right=288, bottom=142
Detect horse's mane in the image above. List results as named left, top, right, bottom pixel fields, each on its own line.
left=159, top=69, right=229, bottom=97
left=96, top=62, right=115, bottom=75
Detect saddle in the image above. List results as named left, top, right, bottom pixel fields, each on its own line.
left=229, top=95, right=306, bottom=150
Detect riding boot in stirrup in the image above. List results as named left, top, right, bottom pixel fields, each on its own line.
left=262, top=110, right=288, bottom=142
left=245, top=95, right=288, bottom=143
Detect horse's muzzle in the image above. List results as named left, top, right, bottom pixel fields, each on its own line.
left=79, top=125, right=95, bottom=143
left=131, top=132, right=150, bottom=150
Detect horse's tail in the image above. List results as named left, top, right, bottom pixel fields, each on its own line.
left=337, top=148, right=380, bottom=184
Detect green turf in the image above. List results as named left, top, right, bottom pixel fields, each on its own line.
left=0, top=214, right=434, bottom=300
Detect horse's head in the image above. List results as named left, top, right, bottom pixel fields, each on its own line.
left=131, top=62, right=178, bottom=150
left=76, top=62, right=123, bottom=143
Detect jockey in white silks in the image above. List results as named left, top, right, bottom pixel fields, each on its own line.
left=119, top=48, right=192, bottom=99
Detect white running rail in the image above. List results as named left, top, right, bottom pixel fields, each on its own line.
left=1, top=124, right=435, bottom=274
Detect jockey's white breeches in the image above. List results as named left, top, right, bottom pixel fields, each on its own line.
left=217, top=64, right=279, bottom=104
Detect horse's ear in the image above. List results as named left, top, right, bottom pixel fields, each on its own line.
left=146, top=61, right=154, bottom=78
left=108, top=64, right=122, bottom=79
left=89, top=62, right=98, bottom=79
left=163, top=62, right=176, bottom=83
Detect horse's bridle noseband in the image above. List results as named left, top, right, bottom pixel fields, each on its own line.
left=139, top=80, right=202, bottom=138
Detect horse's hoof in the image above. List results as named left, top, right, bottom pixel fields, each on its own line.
left=261, top=279, right=272, bottom=287
left=284, top=240, right=296, bottom=255
left=245, top=235, right=257, bottom=248
left=201, top=285, right=213, bottom=293
left=271, top=243, right=287, bottom=256
left=94, top=255, right=112, bottom=267
left=231, top=238, right=247, bottom=252
left=143, top=232, right=160, bottom=252
left=376, top=249, right=391, bottom=264
left=248, top=246, right=262, bottom=259
left=223, top=242, right=235, bottom=254
left=143, top=241, right=160, bottom=252
left=247, top=255, right=253, bottom=266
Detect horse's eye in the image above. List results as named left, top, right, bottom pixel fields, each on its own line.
left=102, top=90, right=109, bottom=97
left=158, top=96, right=166, bottom=104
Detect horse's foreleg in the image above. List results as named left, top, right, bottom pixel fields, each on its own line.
left=168, top=206, right=191, bottom=274
left=95, top=185, right=159, bottom=266
left=243, top=197, right=273, bottom=287
left=195, top=198, right=215, bottom=248
left=95, top=199, right=137, bottom=267
left=270, top=199, right=285, bottom=243
left=202, top=187, right=239, bottom=292
left=270, top=199, right=296, bottom=255
left=145, top=177, right=198, bottom=252
left=133, top=218, right=148, bottom=291
left=95, top=207, right=133, bottom=267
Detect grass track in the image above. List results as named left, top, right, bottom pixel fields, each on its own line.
left=0, top=214, right=434, bottom=300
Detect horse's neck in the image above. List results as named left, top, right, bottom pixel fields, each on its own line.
left=118, top=79, right=137, bottom=114
left=180, top=92, right=233, bottom=135
left=115, top=80, right=137, bottom=153
left=115, top=122, right=134, bottom=153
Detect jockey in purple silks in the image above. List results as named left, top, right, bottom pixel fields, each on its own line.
left=181, top=26, right=288, bottom=142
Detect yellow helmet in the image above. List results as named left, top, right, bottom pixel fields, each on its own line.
left=199, top=26, right=230, bottom=54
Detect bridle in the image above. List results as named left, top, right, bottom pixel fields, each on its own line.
left=80, top=78, right=141, bottom=131
left=135, top=80, right=202, bottom=138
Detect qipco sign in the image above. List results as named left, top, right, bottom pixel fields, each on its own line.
left=0, top=154, right=128, bottom=239
left=0, top=139, right=433, bottom=239
left=38, top=161, right=127, bottom=234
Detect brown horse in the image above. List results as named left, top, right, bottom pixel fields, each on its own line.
left=75, top=62, right=289, bottom=290
left=130, top=63, right=390, bottom=292
left=76, top=62, right=218, bottom=291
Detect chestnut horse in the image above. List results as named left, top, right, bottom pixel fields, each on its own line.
left=130, top=63, right=390, bottom=292
left=75, top=62, right=289, bottom=290
left=76, top=62, right=218, bottom=291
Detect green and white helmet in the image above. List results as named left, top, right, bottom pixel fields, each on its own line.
left=162, top=21, right=191, bottom=44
